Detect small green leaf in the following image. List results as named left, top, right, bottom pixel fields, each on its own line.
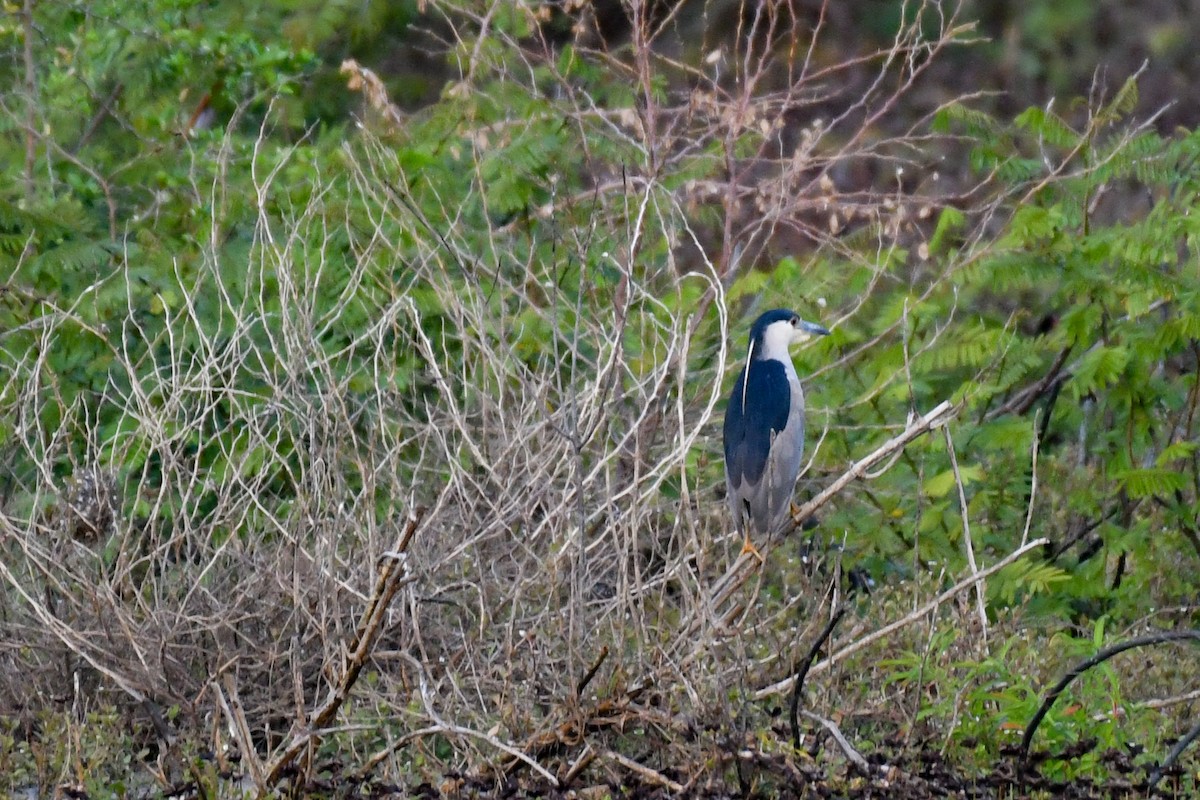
left=1157, top=441, right=1199, bottom=467
left=928, top=207, right=966, bottom=255
left=1071, top=345, right=1129, bottom=395
left=924, top=464, right=984, bottom=499
left=1093, top=616, right=1108, bottom=648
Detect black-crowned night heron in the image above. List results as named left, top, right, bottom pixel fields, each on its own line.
left=723, top=308, right=830, bottom=559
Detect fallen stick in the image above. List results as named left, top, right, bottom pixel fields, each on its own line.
left=257, top=506, right=427, bottom=794
left=1019, top=628, right=1200, bottom=764
left=606, top=750, right=685, bottom=793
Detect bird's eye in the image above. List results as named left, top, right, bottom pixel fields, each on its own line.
left=790, top=316, right=799, bottom=326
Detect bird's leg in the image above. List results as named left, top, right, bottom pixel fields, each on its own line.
left=740, top=532, right=765, bottom=565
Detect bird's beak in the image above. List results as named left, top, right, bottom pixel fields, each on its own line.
left=792, top=319, right=831, bottom=343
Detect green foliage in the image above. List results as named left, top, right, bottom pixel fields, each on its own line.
left=991, top=558, right=1070, bottom=604
left=786, top=82, right=1200, bottom=776
left=4, top=0, right=1200, bottom=788
left=852, top=84, right=1200, bottom=629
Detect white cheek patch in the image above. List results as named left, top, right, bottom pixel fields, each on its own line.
left=763, top=322, right=796, bottom=355
left=790, top=328, right=813, bottom=344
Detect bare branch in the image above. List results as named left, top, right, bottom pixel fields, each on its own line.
left=756, top=537, right=1049, bottom=699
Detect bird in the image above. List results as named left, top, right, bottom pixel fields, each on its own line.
left=723, top=308, right=830, bottom=560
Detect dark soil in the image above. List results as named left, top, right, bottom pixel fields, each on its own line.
left=253, top=739, right=1195, bottom=800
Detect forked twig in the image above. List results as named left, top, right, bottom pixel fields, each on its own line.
left=801, top=710, right=869, bottom=774
left=257, top=506, right=428, bottom=794
left=561, top=743, right=597, bottom=785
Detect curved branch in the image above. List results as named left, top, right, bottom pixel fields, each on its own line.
left=1148, top=715, right=1200, bottom=791
left=789, top=605, right=846, bottom=751
left=1019, top=629, right=1200, bottom=763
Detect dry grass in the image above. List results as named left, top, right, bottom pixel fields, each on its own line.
left=0, top=0, right=1046, bottom=792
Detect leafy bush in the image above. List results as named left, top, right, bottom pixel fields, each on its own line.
left=2, top=0, right=1200, bottom=793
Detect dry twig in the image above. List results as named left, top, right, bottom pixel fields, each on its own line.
left=259, top=506, right=428, bottom=793
left=756, top=537, right=1049, bottom=699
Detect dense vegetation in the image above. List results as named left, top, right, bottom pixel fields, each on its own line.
left=3, top=0, right=1200, bottom=795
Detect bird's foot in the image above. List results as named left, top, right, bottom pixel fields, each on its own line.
left=740, top=536, right=765, bottom=566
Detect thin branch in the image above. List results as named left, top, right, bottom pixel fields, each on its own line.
left=576, top=645, right=609, bottom=697
left=944, top=426, right=988, bottom=645
left=215, top=673, right=267, bottom=789
left=1021, top=412, right=1042, bottom=547
left=756, top=537, right=1048, bottom=699
left=259, top=505, right=429, bottom=793
left=22, top=0, right=37, bottom=201
left=1019, top=629, right=1200, bottom=763
left=790, top=605, right=846, bottom=751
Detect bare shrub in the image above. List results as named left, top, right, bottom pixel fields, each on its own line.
left=0, top=0, right=1014, bottom=790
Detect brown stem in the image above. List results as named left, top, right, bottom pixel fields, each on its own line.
left=257, top=506, right=428, bottom=794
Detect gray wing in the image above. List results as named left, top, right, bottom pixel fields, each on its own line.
left=724, top=360, right=791, bottom=533
left=726, top=377, right=806, bottom=536
left=760, top=379, right=806, bottom=534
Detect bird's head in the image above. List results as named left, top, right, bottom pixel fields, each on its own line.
left=748, top=308, right=830, bottom=361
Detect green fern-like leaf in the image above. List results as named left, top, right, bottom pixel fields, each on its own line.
left=1014, top=106, right=1078, bottom=149
left=933, top=102, right=1002, bottom=137
left=993, top=558, right=1071, bottom=604
left=1156, top=441, right=1199, bottom=467
left=1102, top=75, right=1139, bottom=121
left=919, top=323, right=1010, bottom=374
left=30, top=240, right=115, bottom=276
left=1114, top=467, right=1187, bottom=499
left=1070, top=345, right=1130, bottom=397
